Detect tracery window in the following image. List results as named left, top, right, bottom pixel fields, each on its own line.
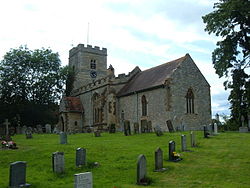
left=90, top=59, right=96, bottom=69
left=186, top=88, right=194, bottom=114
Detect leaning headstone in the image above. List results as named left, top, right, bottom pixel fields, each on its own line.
left=9, top=161, right=31, bottom=187
left=52, top=152, right=64, bottom=173
left=45, top=124, right=52, bottom=133
left=154, top=147, right=166, bottom=172
left=190, top=131, right=196, bottom=147
left=181, top=135, right=187, bottom=152
left=74, top=172, right=93, bottom=188
left=25, top=128, right=33, bottom=139
left=76, top=148, right=86, bottom=167
left=60, top=132, right=67, bottom=144
left=137, top=154, right=149, bottom=185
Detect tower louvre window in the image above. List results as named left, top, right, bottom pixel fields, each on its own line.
left=90, top=59, right=96, bottom=69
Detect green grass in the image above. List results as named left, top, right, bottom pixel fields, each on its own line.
left=1, top=132, right=250, bottom=187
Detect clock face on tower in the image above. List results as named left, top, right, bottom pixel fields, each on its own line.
left=90, top=70, right=97, bottom=78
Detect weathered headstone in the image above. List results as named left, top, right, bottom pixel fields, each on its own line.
left=214, top=123, right=218, bottom=135
left=74, top=172, right=93, bottom=188
left=134, top=123, right=139, bottom=134
left=76, top=148, right=86, bottom=167
left=169, top=140, right=182, bottom=162
left=190, top=131, right=196, bottom=147
left=36, top=124, right=43, bottom=134
left=137, top=154, right=149, bottom=185
left=3, top=119, right=10, bottom=136
left=21, top=126, right=27, bottom=134
left=241, top=115, right=245, bottom=127
left=154, top=125, right=163, bottom=136
left=25, top=128, right=33, bottom=139
left=45, top=124, right=52, bottom=133
left=124, top=120, right=131, bottom=136
left=239, top=127, right=248, bottom=133
left=94, top=130, right=101, bottom=137
left=52, top=152, right=64, bottom=173
left=203, top=126, right=210, bottom=138
left=181, top=135, right=187, bottom=152
left=60, top=132, right=67, bottom=144
left=154, top=147, right=166, bottom=172
left=9, top=161, right=31, bottom=187
left=53, top=127, right=60, bottom=134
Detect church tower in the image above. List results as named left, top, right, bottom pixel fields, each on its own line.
left=69, top=44, right=107, bottom=89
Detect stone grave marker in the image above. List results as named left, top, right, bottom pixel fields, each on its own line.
left=36, top=124, right=43, bottom=134
left=3, top=119, right=10, bottom=136
left=25, top=128, right=33, bottom=139
left=52, top=152, right=65, bottom=173
left=190, top=131, right=196, bottom=147
left=60, top=132, right=67, bottom=144
left=9, top=161, right=31, bottom=187
left=137, top=154, right=149, bottom=185
left=181, top=135, right=187, bottom=152
left=239, top=115, right=248, bottom=132
left=53, top=127, right=60, bottom=134
left=169, top=141, right=182, bottom=162
left=74, top=172, right=93, bottom=188
left=124, top=120, right=131, bottom=136
left=21, top=126, right=27, bottom=134
left=134, top=123, right=139, bottom=134
left=203, top=126, right=210, bottom=138
left=154, top=147, right=166, bottom=172
left=154, top=125, right=163, bottom=136
left=94, top=130, right=101, bottom=137
left=214, top=123, right=218, bottom=135
left=45, top=124, right=52, bottom=133
left=76, top=148, right=86, bottom=167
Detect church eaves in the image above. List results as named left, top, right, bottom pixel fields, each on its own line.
left=117, top=54, right=188, bottom=97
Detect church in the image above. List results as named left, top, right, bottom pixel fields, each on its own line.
left=59, top=44, right=211, bottom=133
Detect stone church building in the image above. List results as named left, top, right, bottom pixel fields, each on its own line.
left=59, top=44, right=211, bottom=133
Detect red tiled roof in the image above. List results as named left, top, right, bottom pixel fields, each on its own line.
left=117, top=54, right=188, bottom=97
left=64, top=97, right=83, bottom=112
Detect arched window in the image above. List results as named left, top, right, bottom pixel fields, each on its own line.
left=90, top=59, right=96, bottom=69
left=186, top=88, right=194, bottom=114
left=141, top=95, right=147, bottom=116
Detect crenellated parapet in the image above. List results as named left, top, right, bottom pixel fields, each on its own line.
left=69, top=44, right=107, bottom=58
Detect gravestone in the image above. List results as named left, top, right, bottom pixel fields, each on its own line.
left=60, top=132, right=67, bottom=144
left=154, top=147, right=166, bottom=172
left=52, top=152, right=64, bottom=173
left=241, top=115, right=245, bottom=127
left=25, top=128, right=33, bottom=139
left=9, top=161, right=31, bottom=187
left=203, top=126, right=210, bottom=138
left=3, top=119, right=10, bottom=136
left=181, top=135, right=187, bottom=152
left=239, top=127, right=248, bottom=133
left=214, top=123, right=218, bottom=135
left=124, top=120, right=131, bottom=136
left=137, top=154, right=149, bottom=185
left=36, top=124, right=43, bottom=134
left=166, top=120, right=174, bottom=132
left=74, top=172, right=93, bottom=188
left=76, top=148, right=86, bottom=167
left=53, top=127, right=60, bottom=134
left=190, top=131, right=196, bottom=147
left=109, top=124, right=116, bottom=133
left=94, top=130, right=101, bottom=137
left=169, top=141, right=182, bottom=162
left=154, top=125, right=163, bottom=136
left=134, top=123, right=139, bottom=134
left=21, top=126, right=27, bottom=134
left=45, top=124, right=52, bottom=133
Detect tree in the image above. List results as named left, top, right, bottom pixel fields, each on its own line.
left=203, top=0, right=250, bottom=127
left=0, top=46, right=67, bottom=125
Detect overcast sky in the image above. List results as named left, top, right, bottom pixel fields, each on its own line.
left=0, top=0, right=230, bottom=118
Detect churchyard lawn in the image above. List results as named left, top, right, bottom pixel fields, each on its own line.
left=0, top=132, right=250, bottom=187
